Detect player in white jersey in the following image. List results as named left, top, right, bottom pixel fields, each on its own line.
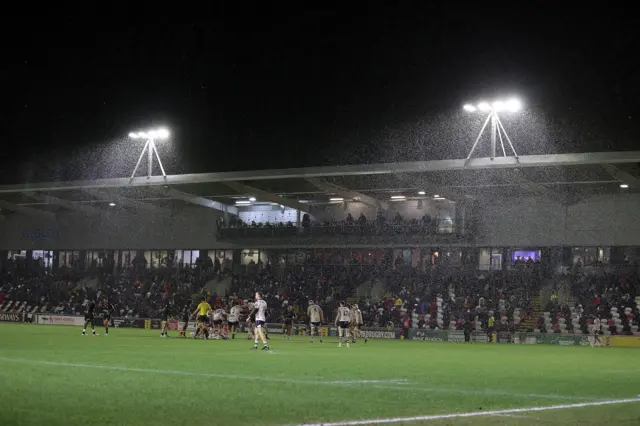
left=335, top=301, right=351, bottom=348
left=227, top=301, right=242, bottom=339
left=349, top=304, right=366, bottom=344
left=250, top=292, right=269, bottom=350
left=307, top=300, right=324, bottom=343
left=212, top=307, right=226, bottom=337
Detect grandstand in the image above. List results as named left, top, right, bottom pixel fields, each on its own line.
left=0, top=150, right=639, bottom=335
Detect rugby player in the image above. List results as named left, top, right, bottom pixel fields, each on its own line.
left=335, top=301, right=351, bottom=348
left=191, top=296, right=212, bottom=339
left=246, top=299, right=255, bottom=340
left=307, top=300, right=324, bottom=343
left=250, top=292, right=269, bottom=350
left=349, top=304, right=366, bottom=344
left=102, top=299, right=115, bottom=336
left=282, top=305, right=296, bottom=340
left=179, top=300, right=193, bottom=337
left=212, top=307, right=227, bottom=336
left=82, top=300, right=97, bottom=336
left=227, top=301, right=242, bottom=339
left=160, top=302, right=172, bottom=337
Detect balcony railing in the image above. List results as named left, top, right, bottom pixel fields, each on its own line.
left=218, top=222, right=474, bottom=244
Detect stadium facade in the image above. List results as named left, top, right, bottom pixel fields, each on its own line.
left=1, top=151, right=639, bottom=272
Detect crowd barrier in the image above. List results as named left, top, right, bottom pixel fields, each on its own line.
left=4, top=314, right=640, bottom=348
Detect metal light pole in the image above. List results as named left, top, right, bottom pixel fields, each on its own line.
left=463, top=99, right=521, bottom=164
left=128, top=128, right=169, bottom=179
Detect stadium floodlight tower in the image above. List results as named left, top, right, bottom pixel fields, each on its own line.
left=128, top=128, right=170, bottom=179
left=463, top=98, right=521, bottom=164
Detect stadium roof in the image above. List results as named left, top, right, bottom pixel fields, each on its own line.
left=0, top=151, right=639, bottom=217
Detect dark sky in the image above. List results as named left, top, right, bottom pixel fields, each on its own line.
left=1, top=5, right=638, bottom=184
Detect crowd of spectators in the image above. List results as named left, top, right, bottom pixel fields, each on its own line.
left=219, top=211, right=464, bottom=240
left=2, top=253, right=639, bottom=338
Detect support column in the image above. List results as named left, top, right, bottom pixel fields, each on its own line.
left=490, top=112, right=497, bottom=159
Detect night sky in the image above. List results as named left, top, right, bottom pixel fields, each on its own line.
left=1, top=5, right=638, bottom=184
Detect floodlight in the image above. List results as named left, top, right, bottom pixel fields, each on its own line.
left=492, top=101, right=506, bottom=112
left=506, top=98, right=521, bottom=112
left=108, top=202, right=116, bottom=207
left=463, top=97, right=522, bottom=162
left=477, top=102, right=491, bottom=112
left=620, top=184, right=629, bottom=188
left=418, top=191, right=426, bottom=195
left=155, top=128, right=170, bottom=139
left=249, top=197, right=257, bottom=202
left=128, top=128, right=170, bottom=178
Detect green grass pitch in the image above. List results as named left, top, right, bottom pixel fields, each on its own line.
left=1, top=324, right=639, bottom=425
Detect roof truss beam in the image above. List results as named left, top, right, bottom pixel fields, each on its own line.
left=221, top=181, right=307, bottom=211
left=499, top=169, right=574, bottom=204
left=81, top=188, right=172, bottom=215
left=0, top=200, right=56, bottom=220
left=0, top=151, right=639, bottom=194
left=304, top=178, right=388, bottom=210
left=162, top=188, right=237, bottom=215
left=22, top=192, right=106, bottom=216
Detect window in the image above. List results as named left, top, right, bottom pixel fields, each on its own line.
left=58, top=251, right=80, bottom=268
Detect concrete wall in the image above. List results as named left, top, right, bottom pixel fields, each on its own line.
left=0, top=206, right=220, bottom=250
left=476, top=194, right=640, bottom=246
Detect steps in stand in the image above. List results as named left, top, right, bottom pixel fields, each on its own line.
left=517, top=295, right=542, bottom=332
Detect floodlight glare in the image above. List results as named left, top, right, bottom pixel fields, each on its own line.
left=492, top=101, right=506, bottom=112
left=155, top=128, right=170, bottom=139
left=506, top=98, right=521, bottom=112
left=620, top=184, right=629, bottom=188
left=128, top=132, right=139, bottom=139
left=477, top=102, right=491, bottom=112
left=108, top=202, right=116, bottom=207
left=249, top=197, right=257, bottom=202
left=463, top=104, right=476, bottom=112
left=418, top=191, right=426, bottom=195
left=137, top=132, right=148, bottom=138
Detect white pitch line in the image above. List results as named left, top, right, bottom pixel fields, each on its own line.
left=292, top=397, right=640, bottom=426
left=362, top=383, right=594, bottom=401
left=0, top=357, right=407, bottom=388
left=330, top=380, right=408, bottom=385
left=0, top=357, right=595, bottom=401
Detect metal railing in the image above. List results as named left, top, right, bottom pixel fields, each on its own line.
left=218, top=222, right=471, bottom=242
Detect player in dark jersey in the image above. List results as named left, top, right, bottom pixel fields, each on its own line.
left=282, top=305, right=297, bottom=340
left=160, top=302, right=172, bottom=337
left=102, top=300, right=115, bottom=336
left=82, top=301, right=97, bottom=336
left=179, top=300, right=193, bottom=337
